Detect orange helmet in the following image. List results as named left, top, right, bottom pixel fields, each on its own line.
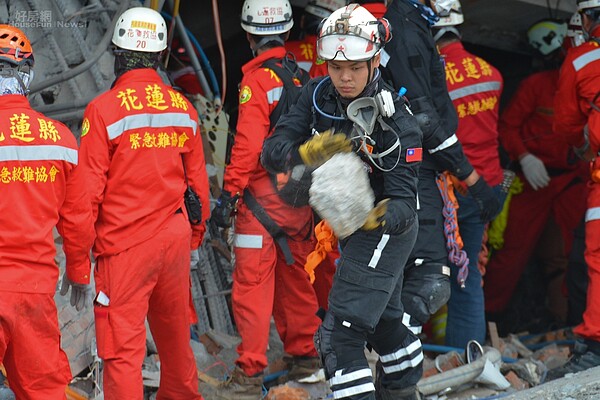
left=0, top=25, right=34, bottom=66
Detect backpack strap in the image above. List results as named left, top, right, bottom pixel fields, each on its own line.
left=243, top=189, right=295, bottom=265
left=262, top=53, right=310, bottom=129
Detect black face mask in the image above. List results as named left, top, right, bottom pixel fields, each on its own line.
left=113, top=49, right=161, bottom=79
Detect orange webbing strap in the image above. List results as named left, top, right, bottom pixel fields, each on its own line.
left=304, top=220, right=338, bottom=283
left=442, top=172, right=464, bottom=248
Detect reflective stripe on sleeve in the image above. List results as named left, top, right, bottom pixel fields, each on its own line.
left=0, top=145, right=78, bottom=164
left=428, top=134, right=458, bottom=154
left=448, top=81, right=502, bottom=101
left=585, top=207, right=600, bottom=222
left=267, top=87, right=283, bottom=105
left=233, top=233, right=263, bottom=249
left=106, top=113, right=198, bottom=140
left=573, top=48, right=600, bottom=71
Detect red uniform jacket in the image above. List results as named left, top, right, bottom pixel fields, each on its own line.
left=501, top=69, right=578, bottom=171
left=80, top=69, right=210, bottom=256
left=286, top=34, right=318, bottom=72
left=555, top=27, right=600, bottom=152
left=0, top=95, right=94, bottom=293
left=439, top=41, right=504, bottom=186
left=225, top=47, right=312, bottom=236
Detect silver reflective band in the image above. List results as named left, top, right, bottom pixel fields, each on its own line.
left=428, top=134, right=458, bottom=154
left=329, top=367, right=373, bottom=386
left=380, top=337, right=422, bottom=363
left=106, top=113, right=198, bottom=140
left=0, top=145, right=78, bottom=164
left=382, top=351, right=424, bottom=374
left=331, top=382, right=375, bottom=399
left=448, top=81, right=502, bottom=101
left=585, top=207, right=600, bottom=222
left=233, top=234, right=263, bottom=249
left=368, top=233, right=390, bottom=268
left=573, top=48, right=600, bottom=71
left=267, top=87, right=283, bottom=105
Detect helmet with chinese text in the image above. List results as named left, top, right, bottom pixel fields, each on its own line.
left=112, top=7, right=167, bottom=52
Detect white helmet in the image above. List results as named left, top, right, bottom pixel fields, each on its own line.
left=432, top=0, right=463, bottom=41
left=316, top=4, right=391, bottom=61
left=432, top=0, right=463, bottom=27
left=112, top=7, right=167, bottom=52
left=241, top=0, right=294, bottom=35
left=578, top=0, right=600, bottom=11
left=527, top=19, right=567, bottom=56
left=305, top=0, right=347, bottom=20
left=429, top=0, right=457, bottom=17
left=568, top=12, right=586, bottom=47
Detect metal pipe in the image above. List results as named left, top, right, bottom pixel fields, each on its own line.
left=166, top=0, right=214, bottom=101
left=52, top=0, right=106, bottom=90
left=29, top=1, right=129, bottom=94
left=25, top=0, right=82, bottom=98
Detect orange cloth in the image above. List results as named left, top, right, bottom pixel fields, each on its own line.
left=304, top=220, right=338, bottom=283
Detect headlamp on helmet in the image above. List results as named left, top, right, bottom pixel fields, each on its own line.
left=317, top=4, right=391, bottom=62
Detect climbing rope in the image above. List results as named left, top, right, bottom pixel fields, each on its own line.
left=436, top=172, right=469, bottom=288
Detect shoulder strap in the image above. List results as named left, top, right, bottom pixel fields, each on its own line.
left=262, top=53, right=309, bottom=129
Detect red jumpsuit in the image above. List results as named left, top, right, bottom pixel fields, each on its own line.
left=485, top=69, right=588, bottom=312
left=225, top=47, right=320, bottom=376
left=555, top=28, right=600, bottom=342
left=79, top=68, right=210, bottom=399
left=0, top=94, right=95, bottom=399
left=285, top=34, right=318, bottom=73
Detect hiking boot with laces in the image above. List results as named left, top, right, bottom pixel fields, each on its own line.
left=215, top=366, right=263, bottom=400
left=275, top=355, right=322, bottom=384
left=546, top=339, right=600, bottom=381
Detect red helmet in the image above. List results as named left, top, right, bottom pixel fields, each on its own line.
left=0, top=25, right=34, bottom=66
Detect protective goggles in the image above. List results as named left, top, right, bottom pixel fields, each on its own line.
left=317, top=34, right=380, bottom=62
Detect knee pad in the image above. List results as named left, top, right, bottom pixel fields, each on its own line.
left=314, top=311, right=369, bottom=380
left=402, top=263, right=450, bottom=325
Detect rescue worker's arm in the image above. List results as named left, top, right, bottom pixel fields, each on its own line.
left=498, top=78, right=536, bottom=160
left=262, top=81, right=317, bottom=173
left=378, top=106, right=421, bottom=233
left=183, top=112, right=211, bottom=249
left=79, top=103, right=111, bottom=223
left=56, top=158, right=95, bottom=285
left=409, top=95, right=474, bottom=180
left=223, top=73, right=273, bottom=195
left=554, top=56, right=588, bottom=148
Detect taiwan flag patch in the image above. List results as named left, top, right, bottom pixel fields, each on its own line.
left=406, top=147, right=423, bottom=162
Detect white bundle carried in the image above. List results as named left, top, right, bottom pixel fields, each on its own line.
left=309, top=152, right=375, bottom=239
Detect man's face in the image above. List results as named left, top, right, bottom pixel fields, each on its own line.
left=327, top=55, right=380, bottom=99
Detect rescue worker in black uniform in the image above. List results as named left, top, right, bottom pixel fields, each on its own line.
left=262, top=5, right=425, bottom=400
left=380, top=0, right=501, bottom=335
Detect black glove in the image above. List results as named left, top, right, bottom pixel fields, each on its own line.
left=212, top=190, right=239, bottom=228
left=467, top=177, right=500, bottom=223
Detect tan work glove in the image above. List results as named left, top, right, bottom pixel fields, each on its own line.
left=362, top=199, right=390, bottom=231
left=298, top=129, right=352, bottom=167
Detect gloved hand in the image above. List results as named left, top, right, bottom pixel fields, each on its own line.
left=59, top=273, right=93, bottom=311
left=467, top=177, right=500, bottom=223
left=298, top=129, right=352, bottom=167
left=190, top=248, right=200, bottom=269
left=519, top=153, right=550, bottom=190
left=212, top=190, right=239, bottom=228
left=362, top=199, right=390, bottom=231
